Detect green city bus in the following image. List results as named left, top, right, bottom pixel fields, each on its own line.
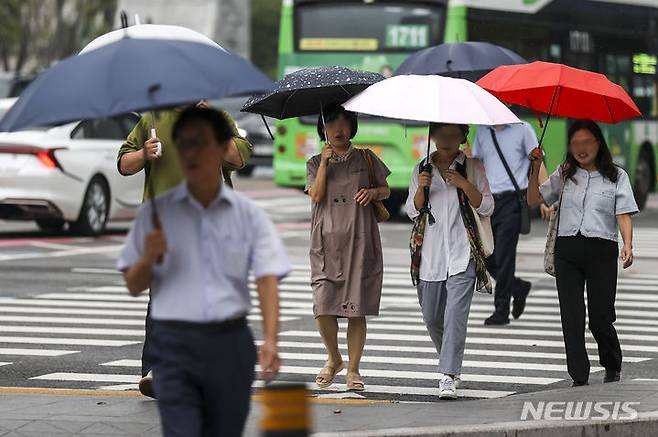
left=274, top=0, right=658, bottom=210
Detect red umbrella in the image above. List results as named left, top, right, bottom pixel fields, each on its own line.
left=477, top=61, right=642, bottom=154
left=477, top=61, right=641, bottom=124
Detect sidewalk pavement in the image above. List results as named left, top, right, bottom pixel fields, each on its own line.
left=1, top=380, right=658, bottom=436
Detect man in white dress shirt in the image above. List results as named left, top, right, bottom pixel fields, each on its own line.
left=118, top=107, right=291, bottom=436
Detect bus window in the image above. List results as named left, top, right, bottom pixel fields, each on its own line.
left=295, top=3, right=443, bottom=52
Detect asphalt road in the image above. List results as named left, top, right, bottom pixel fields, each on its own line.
left=1, top=174, right=658, bottom=402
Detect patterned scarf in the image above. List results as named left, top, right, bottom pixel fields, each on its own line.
left=410, top=160, right=492, bottom=294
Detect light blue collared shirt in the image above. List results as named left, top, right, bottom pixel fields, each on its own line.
left=117, top=182, right=292, bottom=323
left=472, top=122, right=538, bottom=194
left=540, top=166, right=639, bottom=242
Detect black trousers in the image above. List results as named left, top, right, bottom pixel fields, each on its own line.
left=151, top=319, right=257, bottom=437
left=142, top=297, right=154, bottom=377
left=486, top=194, right=525, bottom=316
left=555, top=234, right=622, bottom=383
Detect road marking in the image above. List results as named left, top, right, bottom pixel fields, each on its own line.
left=281, top=331, right=658, bottom=353
left=0, top=336, right=139, bottom=347
left=0, top=306, right=145, bottom=317
left=275, top=365, right=561, bottom=385
left=364, top=323, right=658, bottom=342
left=265, top=341, right=649, bottom=362
left=0, top=348, right=78, bottom=357
left=0, top=297, right=146, bottom=309
left=0, top=325, right=144, bottom=337
left=0, top=362, right=11, bottom=366
left=71, top=268, right=120, bottom=275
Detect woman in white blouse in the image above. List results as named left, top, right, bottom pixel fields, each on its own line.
left=528, top=119, right=638, bottom=387
left=406, top=123, right=493, bottom=399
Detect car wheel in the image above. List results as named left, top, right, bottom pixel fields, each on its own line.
left=35, top=218, right=66, bottom=233
left=634, top=148, right=654, bottom=211
left=72, top=176, right=109, bottom=236
left=237, top=164, right=255, bottom=176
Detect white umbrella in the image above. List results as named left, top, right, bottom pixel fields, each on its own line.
left=79, top=24, right=225, bottom=54
left=343, top=74, right=520, bottom=125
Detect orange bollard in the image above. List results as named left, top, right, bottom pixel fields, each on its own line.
left=259, top=383, right=310, bottom=436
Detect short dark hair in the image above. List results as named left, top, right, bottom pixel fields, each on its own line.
left=316, top=103, right=358, bottom=141
left=429, top=122, right=469, bottom=143
left=172, top=107, right=233, bottom=145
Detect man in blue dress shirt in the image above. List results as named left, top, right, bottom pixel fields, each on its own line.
left=472, top=121, right=548, bottom=325
left=118, top=107, right=291, bottom=436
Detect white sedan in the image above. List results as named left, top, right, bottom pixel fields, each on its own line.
left=0, top=98, right=144, bottom=235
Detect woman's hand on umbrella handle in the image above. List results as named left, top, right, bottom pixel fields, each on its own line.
left=320, top=143, right=333, bottom=165
left=528, top=147, right=543, bottom=172
left=418, top=171, right=432, bottom=188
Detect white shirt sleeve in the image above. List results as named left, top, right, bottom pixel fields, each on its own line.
left=406, top=163, right=422, bottom=220
left=250, top=206, right=292, bottom=280
left=471, top=158, right=494, bottom=217
left=116, top=203, right=153, bottom=272
left=522, top=122, right=539, bottom=155
left=539, top=167, right=563, bottom=206
left=615, top=168, right=639, bottom=216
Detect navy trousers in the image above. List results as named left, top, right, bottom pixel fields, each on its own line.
left=150, top=319, right=257, bottom=437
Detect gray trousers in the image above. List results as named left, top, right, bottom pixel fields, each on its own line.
left=417, top=261, right=476, bottom=376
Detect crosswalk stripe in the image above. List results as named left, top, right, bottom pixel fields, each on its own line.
left=265, top=341, right=649, bottom=362
left=38, top=293, right=148, bottom=302
left=0, top=306, right=145, bottom=317
left=0, top=348, right=78, bottom=357
left=274, top=365, right=561, bottom=385
left=365, top=323, right=658, bottom=342
left=31, top=373, right=140, bottom=383
left=99, top=355, right=593, bottom=373
left=0, top=325, right=143, bottom=337
left=376, top=312, right=658, bottom=332
left=265, top=382, right=513, bottom=399
left=0, top=336, right=138, bottom=347
left=0, top=316, right=144, bottom=326
left=0, top=298, right=146, bottom=309
left=281, top=331, right=658, bottom=353
left=0, top=362, right=11, bottom=366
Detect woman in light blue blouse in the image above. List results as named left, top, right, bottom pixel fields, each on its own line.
left=527, top=119, right=638, bottom=387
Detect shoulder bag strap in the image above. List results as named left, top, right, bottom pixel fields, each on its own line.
left=489, top=128, right=523, bottom=196
left=360, top=148, right=376, bottom=188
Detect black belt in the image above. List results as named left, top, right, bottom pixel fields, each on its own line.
left=493, top=189, right=526, bottom=201
left=158, top=316, right=247, bottom=333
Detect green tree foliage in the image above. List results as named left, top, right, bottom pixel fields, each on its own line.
left=251, top=0, right=281, bottom=79
left=0, top=0, right=117, bottom=77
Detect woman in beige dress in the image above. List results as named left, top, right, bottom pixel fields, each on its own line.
left=306, top=103, right=391, bottom=391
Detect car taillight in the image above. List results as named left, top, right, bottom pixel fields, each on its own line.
left=35, top=149, right=62, bottom=169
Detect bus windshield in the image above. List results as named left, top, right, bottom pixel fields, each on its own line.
left=296, top=3, right=443, bottom=52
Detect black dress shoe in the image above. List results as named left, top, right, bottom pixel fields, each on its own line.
left=572, top=380, right=589, bottom=387
left=603, top=369, right=621, bottom=383
left=484, top=313, right=510, bottom=325
left=512, top=280, right=532, bottom=319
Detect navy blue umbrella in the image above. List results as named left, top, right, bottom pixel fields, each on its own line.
left=0, top=37, right=273, bottom=131
left=394, top=41, right=526, bottom=81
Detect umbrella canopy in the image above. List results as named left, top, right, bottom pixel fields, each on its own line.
left=394, top=41, right=526, bottom=80
left=80, top=24, right=226, bottom=53
left=343, top=74, right=521, bottom=126
left=0, top=37, right=272, bottom=131
left=476, top=61, right=642, bottom=123
left=241, top=66, right=384, bottom=119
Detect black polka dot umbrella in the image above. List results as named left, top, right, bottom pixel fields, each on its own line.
left=241, top=66, right=384, bottom=119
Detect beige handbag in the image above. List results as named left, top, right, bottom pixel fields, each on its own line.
left=466, top=159, right=494, bottom=257
left=544, top=168, right=566, bottom=276
left=360, top=149, right=390, bottom=222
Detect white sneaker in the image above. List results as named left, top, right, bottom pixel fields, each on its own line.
left=139, top=370, right=155, bottom=398
left=439, top=375, right=457, bottom=400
